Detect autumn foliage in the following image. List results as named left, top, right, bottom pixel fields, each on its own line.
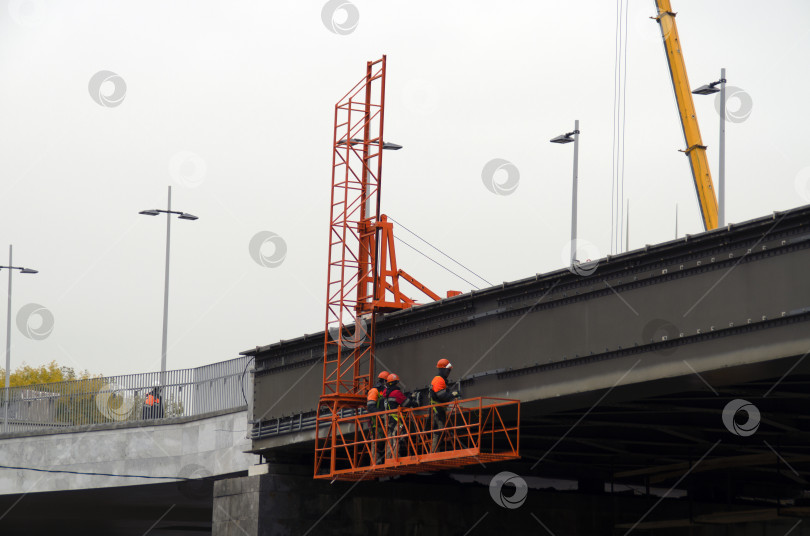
left=0, top=360, right=93, bottom=388
left=0, top=361, right=184, bottom=426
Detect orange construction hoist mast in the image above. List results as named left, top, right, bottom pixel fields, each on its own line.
left=314, top=56, right=519, bottom=481
left=320, top=56, right=386, bottom=407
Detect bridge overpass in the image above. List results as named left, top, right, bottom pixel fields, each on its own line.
left=240, top=204, right=810, bottom=533
left=3, top=205, right=810, bottom=535
left=0, top=408, right=255, bottom=534
left=249, top=204, right=810, bottom=450
left=0, top=358, right=258, bottom=534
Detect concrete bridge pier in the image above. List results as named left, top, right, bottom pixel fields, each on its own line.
left=212, top=465, right=810, bottom=536
left=212, top=463, right=614, bottom=536
left=213, top=464, right=810, bottom=536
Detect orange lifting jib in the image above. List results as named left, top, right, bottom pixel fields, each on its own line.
left=313, top=397, right=521, bottom=481
left=371, top=215, right=454, bottom=312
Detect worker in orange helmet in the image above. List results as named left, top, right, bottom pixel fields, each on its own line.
left=383, top=373, right=414, bottom=459
left=384, top=373, right=413, bottom=410
left=366, top=371, right=389, bottom=464
left=143, top=381, right=164, bottom=419
left=430, top=358, right=459, bottom=452
left=366, top=371, right=390, bottom=413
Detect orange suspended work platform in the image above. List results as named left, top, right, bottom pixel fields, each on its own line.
left=314, top=397, right=521, bottom=481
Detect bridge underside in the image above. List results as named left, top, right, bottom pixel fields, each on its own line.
left=245, top=352, right=810, bottom=532
left=0, top=478, right=218, bottom=535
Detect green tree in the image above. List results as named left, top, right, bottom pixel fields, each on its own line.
left=1, top=361, right=108, bottom=426
left=0, top=360, right=92, bottom=387
left=1, top=362, right=183, bottom=426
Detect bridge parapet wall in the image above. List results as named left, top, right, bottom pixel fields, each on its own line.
left=0, top=408, right=254, bottom=496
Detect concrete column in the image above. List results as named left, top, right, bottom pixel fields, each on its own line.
left=212, top=467, right=626, bottom=536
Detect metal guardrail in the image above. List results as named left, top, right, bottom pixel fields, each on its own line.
left=250, top=410, right=356, bottom=440
left=0, top=356, right=253, bottom=434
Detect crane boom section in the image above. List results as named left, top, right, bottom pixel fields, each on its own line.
left=655, top=0, right=718, bottom=231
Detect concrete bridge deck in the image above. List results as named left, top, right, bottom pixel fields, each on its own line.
left=248, top=204, right=810, bottom=453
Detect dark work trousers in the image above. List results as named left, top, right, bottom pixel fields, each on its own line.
left=368, top=409, right=384, bottom=464
left=386, top=413, right=402, bottom=460
left=431, top=405, right=447, bottom=453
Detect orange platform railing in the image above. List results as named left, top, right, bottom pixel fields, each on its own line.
left=314, top=397, right=520, bottom=481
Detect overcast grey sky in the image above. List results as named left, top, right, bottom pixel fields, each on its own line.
left=1, top=0, right=809, bottom=378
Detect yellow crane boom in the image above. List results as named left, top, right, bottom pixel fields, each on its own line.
left=654, top=0, right=719, bottom=231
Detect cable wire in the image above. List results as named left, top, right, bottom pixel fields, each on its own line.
left=0, top=464, right=196, bottom=480
left=610, top=0, right=621, bottom=254
left=620, top=0, right=629, bottom=252
left=241, top=356, right=255, bottom=407
left=388, top=217, right=493, bottom=287
left=393, top=236, right=482, bottom=290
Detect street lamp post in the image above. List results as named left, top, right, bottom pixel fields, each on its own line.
left=139, top=186, right=198, bottom=379
left=693, top=68, right=727, bottom=227
left=550, top=120, right=581, bottom=266
left=1, top=245, right=38, bottom=433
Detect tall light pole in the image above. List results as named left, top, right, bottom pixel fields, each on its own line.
left=693, top=68, right=727, bottom=226
left=551, top=120, right=581, bottom=266
left=139, top=186, right=198, bottom=378
left=625, top=199, right=630, bottom=252
left=1, top=245, right=38, bottom=433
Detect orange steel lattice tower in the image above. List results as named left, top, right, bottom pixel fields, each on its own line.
left=316, top=56, right=391, bottom=479
left=321, top=56, right=387, bottom=404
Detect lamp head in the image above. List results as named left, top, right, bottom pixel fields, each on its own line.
left=337, top=138, right=402, bottom=150
left=550, top=134, right=575, bottom=144
left=692, top=84, right=721, bottom=95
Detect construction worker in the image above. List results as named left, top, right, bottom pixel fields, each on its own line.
left=142, top=382, right=164, bottom=419
left=383, top=374, right=414, bottom=459
left=366, top=371, right=389, bottom=413
left=366, top=371, right=389, bottom=464
left=430, top=358, right=459, bottom=452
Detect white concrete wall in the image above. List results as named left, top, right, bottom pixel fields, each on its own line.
left=0, top=410, right=256, bottom=495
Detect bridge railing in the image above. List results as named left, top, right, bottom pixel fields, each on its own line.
left=0, top=356, right=252, bottom=434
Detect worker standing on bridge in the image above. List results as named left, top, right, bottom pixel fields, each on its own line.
left=143, top=382, right=164, bottom=420
left=430, top=358, right=459, bottom=453
left=367, top=371, right=389, bottom=464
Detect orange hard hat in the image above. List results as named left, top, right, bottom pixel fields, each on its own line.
left=378, top=371, right=389, bottom=380
left=386, top=373, right=399, bottom=383
left=436, top=358, right=452, bottom=369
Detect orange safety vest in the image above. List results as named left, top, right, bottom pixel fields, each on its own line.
left=145, top=394, right=160, bottom=406
left=367, top=387, right=383, bottom=430
left=431, top=376, right=447, bottom=394
left=430, top=376, right=448, bottom=413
